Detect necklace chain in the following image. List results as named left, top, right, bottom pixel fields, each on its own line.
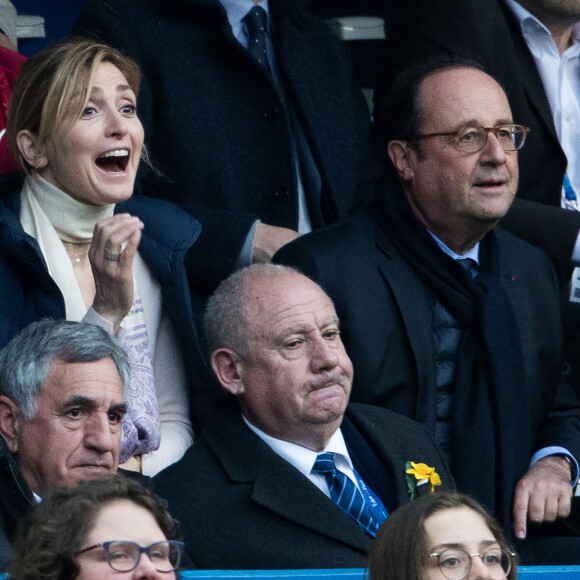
left=61, top=240, right=91, bottom=264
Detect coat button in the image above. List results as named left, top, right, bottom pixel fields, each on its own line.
left=273, top=187, right=289, bottom=200
left=263, top=106, right=280, bottom=120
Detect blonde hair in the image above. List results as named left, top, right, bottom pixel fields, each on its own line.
left=7, top=36, right=141, bottom=172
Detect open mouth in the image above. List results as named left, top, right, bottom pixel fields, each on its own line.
left=95, top=149, right=130, bottom=173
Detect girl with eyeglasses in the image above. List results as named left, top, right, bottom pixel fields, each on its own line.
left=369, top=492, right=517, bottom=580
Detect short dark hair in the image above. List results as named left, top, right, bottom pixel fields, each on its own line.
left=368, top=491, right=517, bottom=580
left=0, top=319, right=130, bottom=418
left=10, top=475, right=180, bottom=580
left=373, top=56, right=490, bottom=156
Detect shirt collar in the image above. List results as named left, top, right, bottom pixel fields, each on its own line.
left=428, top=231, right=480, bottom=263
left=504, top=0, right=580, bottom=54
left=218, top=0, right=270, bottom=29
left=505, top=0, right=551, bottom=36
left=242, top=416, right=352, bottom=478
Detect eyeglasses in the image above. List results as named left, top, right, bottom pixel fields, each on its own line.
left=413, top=124, right=530, bottom=153
left=428, top=547, right=515, bottom=580
left=76, top=540, right=184, bottom=572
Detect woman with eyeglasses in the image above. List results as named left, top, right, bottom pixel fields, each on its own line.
left=9, top=475, right=184, bottom=579
left=369, top=491, right=517, bottom=580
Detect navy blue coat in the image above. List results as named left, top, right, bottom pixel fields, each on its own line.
left=0, top=177, right=222, bottom=430
left=74, top=0, right=379, bottom=290
left=274, top=185, right=580, bottom=560
left=154, top=397, right=454, bottom=569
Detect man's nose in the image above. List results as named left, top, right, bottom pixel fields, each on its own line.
left=84, top=414, right=117, bottom=453
left=479, top=131, right=507, bottom=165
left=310, top=336, right=339, bottom=371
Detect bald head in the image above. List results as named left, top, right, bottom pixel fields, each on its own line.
left=204, top=264, right=308, bottom=356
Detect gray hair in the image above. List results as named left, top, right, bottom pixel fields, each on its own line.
left=0, top=319, right=130, bottom=418
left=204, top=263, right=302, bottom=356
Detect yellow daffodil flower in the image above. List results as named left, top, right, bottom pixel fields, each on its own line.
left=406, top=462, right=442, bottom=493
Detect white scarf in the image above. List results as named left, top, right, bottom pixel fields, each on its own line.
left=20, top=172, right=114, bottom=321
left=20, top=172, right=161, bottom=460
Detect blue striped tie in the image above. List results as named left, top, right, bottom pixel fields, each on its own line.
left=312, top=452, right=379, bottom=537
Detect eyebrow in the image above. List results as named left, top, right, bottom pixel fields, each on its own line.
left=279, top=317, right=340, bottom=337
left=61, top=395, right=97, bottom=410
left=89, top=84, right=134, bottom=98
left=109, top=402, right=128, bottom=417
left=60, top=396, right=127, bottom=416
left=454, top=118, right=514, bottom=130
left=321, top=317, right=340, bottom=330
left=430, top=540, right=500, bottom=552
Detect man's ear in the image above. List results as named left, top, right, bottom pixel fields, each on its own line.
left=0, top=396, right=23, bottom=453
left=16, top=130, right=48, bottom=170
left=387, top=140, right=415, bottom=182
left=210, top=349, right=245, bottom=395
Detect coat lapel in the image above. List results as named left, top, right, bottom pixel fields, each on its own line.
left=345, top=405, right=454, bottom=507
left=251, top=452, right=371, bottom=553
left=204, top=399, right=371, bottom=554
left=500, top=1, right=560, bottom=142
left=375, top=226, right=437, bottom=432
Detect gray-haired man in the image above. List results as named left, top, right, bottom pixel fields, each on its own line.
left=0, top=319, right=130, bottom=569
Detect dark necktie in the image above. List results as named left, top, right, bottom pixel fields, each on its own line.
left=457, top=257, right=478, bottom=278
left=312, top=452, right=380, bottom=537
left=244, top=5, right=272, bottom=76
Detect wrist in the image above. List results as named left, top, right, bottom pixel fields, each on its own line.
left=555, top=454, right=574, bottom=482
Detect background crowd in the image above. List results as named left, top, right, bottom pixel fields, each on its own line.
left=1, top=0, right=580, bottom=576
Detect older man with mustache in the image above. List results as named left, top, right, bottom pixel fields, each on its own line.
left=154, top=263, right=452, bottom=569
left=274, top=56, right=580, bottom=564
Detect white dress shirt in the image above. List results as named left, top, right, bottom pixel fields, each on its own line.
left=242, top=416, right=362, bottom=497
left=505, top=0, right=580, bottom=209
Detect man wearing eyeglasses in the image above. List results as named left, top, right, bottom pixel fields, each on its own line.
left=376, top=0, right=580, bottom=291
left=274, top=57, right=580, bottom=564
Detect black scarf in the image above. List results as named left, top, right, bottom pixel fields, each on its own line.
left=378, top=182, right=532, bottom=538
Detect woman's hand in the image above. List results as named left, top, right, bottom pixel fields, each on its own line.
left=89, top=213, right=144, bottom=333
left=119, top=455, right=143, bottom=473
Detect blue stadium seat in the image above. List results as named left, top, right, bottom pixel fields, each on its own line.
left=180, top=567, right=580, bottom=579
left=180, top=572, right=366, bottom=579
left=2, top=566, right=580, bottom=578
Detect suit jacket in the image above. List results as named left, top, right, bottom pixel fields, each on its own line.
left=274, top=181, right=580, bottom=534
left=153, top=396, right=453, bottom=569
left=74, top=0, right=379, bottom=290
left=377, top=0, right=580, bottom=285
